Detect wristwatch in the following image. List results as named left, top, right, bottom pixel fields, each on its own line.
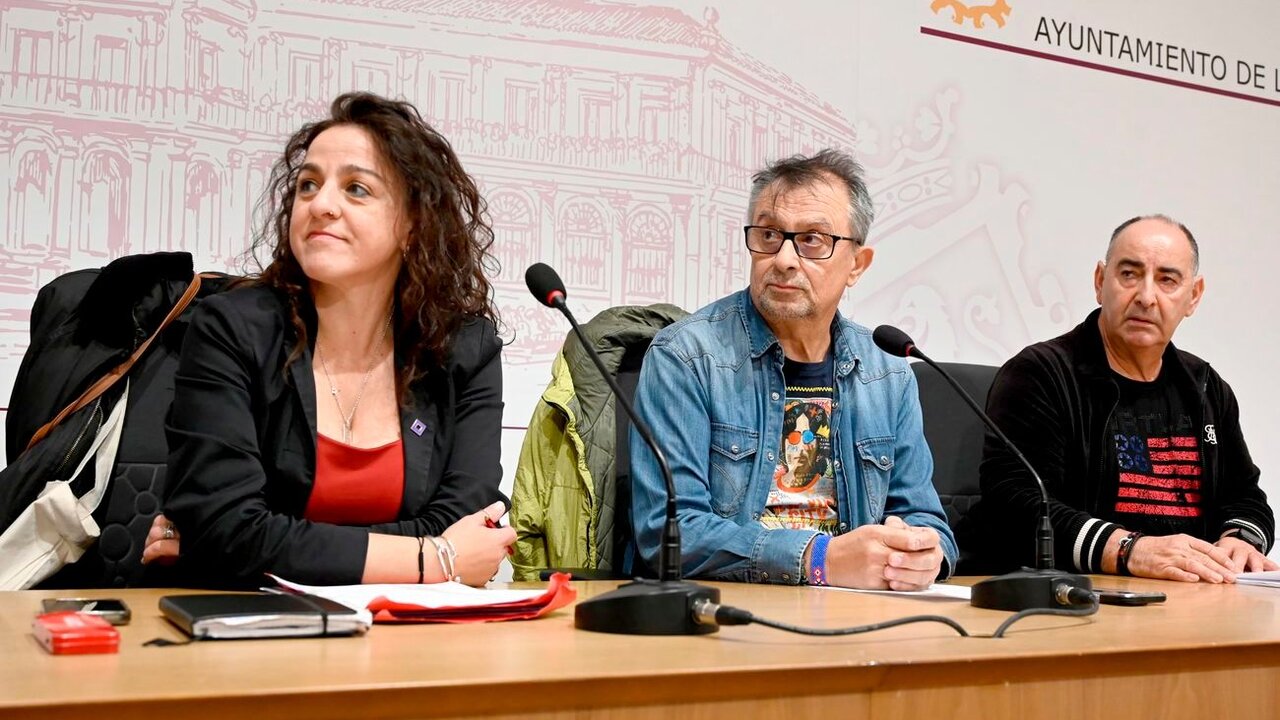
left=1222, top=526, right=1267, bottom=553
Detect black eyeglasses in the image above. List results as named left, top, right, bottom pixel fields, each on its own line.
left=743, top=225, right=863, bottom=260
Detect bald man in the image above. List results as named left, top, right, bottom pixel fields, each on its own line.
left=975, top=215, right=1275, bottom=582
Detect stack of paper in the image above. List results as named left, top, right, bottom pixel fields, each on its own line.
left=270, top=573, right=576, bottom=623
left=1237, top=571, right=1280, bottom=588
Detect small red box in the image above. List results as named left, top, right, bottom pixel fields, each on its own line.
left=32, top=611, right=120, bottom=655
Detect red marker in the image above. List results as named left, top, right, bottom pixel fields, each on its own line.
left=486, top=515, right=514, bottom=555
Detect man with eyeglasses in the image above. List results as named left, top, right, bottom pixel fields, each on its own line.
left=629, top=150, right=957, bottom=590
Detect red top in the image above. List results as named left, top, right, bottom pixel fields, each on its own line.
left=303, top=434, right=405, bottom=525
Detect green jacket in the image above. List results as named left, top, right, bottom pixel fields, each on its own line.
left=510, top=304, right=687, bottom=581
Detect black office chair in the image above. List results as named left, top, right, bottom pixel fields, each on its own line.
left=911, top=361, right=998, bottom=574
left=603, top=343, right=651, bottom=578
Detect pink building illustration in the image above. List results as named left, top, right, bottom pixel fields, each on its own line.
left=0, top=0, right=867, bottom=367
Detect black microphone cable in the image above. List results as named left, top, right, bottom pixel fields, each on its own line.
left=692, top=581, right=1098, bottom=639
left=693, top=598, right=971, bottom=637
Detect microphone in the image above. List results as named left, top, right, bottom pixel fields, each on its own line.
left=525, top=263, right=719, bottom=635
left=872, top=325, right=1092, bottom=612
left=525, top=262, right=566, bottom=309
left=872, top=326, right=1055, bottom=570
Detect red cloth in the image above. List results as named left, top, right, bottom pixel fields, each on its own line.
left=367, top=573, right=578, bottom=623
left=304, top=434, right=404, bottom=525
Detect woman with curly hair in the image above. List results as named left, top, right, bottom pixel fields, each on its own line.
left=147, top=92, right=515, bottom=587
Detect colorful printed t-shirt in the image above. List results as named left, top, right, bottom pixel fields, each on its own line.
left=760, top=354, right=839, bottom=534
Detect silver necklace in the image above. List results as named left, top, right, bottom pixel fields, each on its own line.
left=316, top=315, right=392, bottom=444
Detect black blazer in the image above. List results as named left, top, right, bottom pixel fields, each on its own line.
left=163, top=285, right=506, bottom=587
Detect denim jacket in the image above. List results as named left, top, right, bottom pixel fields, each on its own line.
left=629, top=289, right=957, bottom=584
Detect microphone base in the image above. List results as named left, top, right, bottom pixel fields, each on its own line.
left=575, top=579, right=720, bottom=635
left=970, top=568, right=1092, bottom=612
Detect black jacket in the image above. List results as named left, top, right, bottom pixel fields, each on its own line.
left=3, top=252, right=230, bottom=588
left=973, top=309, right=1273, bottom=573
left=162, top=285, right=506, bottom=587
left=7, top=253, right=202, bottom=464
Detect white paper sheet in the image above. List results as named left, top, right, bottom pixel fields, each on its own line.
left=1237, top=571, right=1280, bottom=588
left=819, top=583, right=972, bottom=600
left=269, top=574, right=554, bottom=612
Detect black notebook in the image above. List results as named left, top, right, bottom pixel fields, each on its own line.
left=159, top=593, right=371, bottom=640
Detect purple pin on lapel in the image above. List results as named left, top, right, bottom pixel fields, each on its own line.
left=410, top=419, right=426, bottom=436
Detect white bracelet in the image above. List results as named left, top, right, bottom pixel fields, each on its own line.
left=441, top=537, right=460, bottom=583
left=426, top=536, right=454, bottom=582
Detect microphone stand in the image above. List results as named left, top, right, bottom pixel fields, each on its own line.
left=907, top=347, right=1092, bottom=612
left=548, top=296, right=720, bottom=635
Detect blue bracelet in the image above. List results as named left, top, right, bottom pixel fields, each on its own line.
left=808, top=534, right=831, bottom=586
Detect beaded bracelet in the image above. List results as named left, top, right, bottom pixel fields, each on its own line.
left=808, top=534, right=831, bottom=586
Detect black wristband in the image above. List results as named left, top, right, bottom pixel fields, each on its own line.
left=1116, top=531, right=1144, bottom=576
left=417, top=536, right=427, bottom=584
left=1223, top=526, right=1267, bottom=554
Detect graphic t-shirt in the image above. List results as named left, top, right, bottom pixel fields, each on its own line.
left=1106, top=367, right=1203, bottom=537
left=760, top=354, right=839, bottom=533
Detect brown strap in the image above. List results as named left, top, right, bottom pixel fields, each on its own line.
left=24, top=272, right=217, bottom=452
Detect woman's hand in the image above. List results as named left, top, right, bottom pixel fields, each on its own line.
left=441, top=501, right=516, bottom=586
left=141, top=514, right=181, bottom=565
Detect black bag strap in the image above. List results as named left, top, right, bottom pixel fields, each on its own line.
left=25, top=272, right=218, bottom=451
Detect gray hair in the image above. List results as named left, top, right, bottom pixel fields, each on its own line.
left=747, top=149, right=875, bottom=244
left=1107, top=214, right=1200, bottom=274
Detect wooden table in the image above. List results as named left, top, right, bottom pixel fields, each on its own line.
left=1, top=577, right=1277, bottom=719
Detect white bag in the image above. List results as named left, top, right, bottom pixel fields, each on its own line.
left=0, top=383, right=129, bottom=590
